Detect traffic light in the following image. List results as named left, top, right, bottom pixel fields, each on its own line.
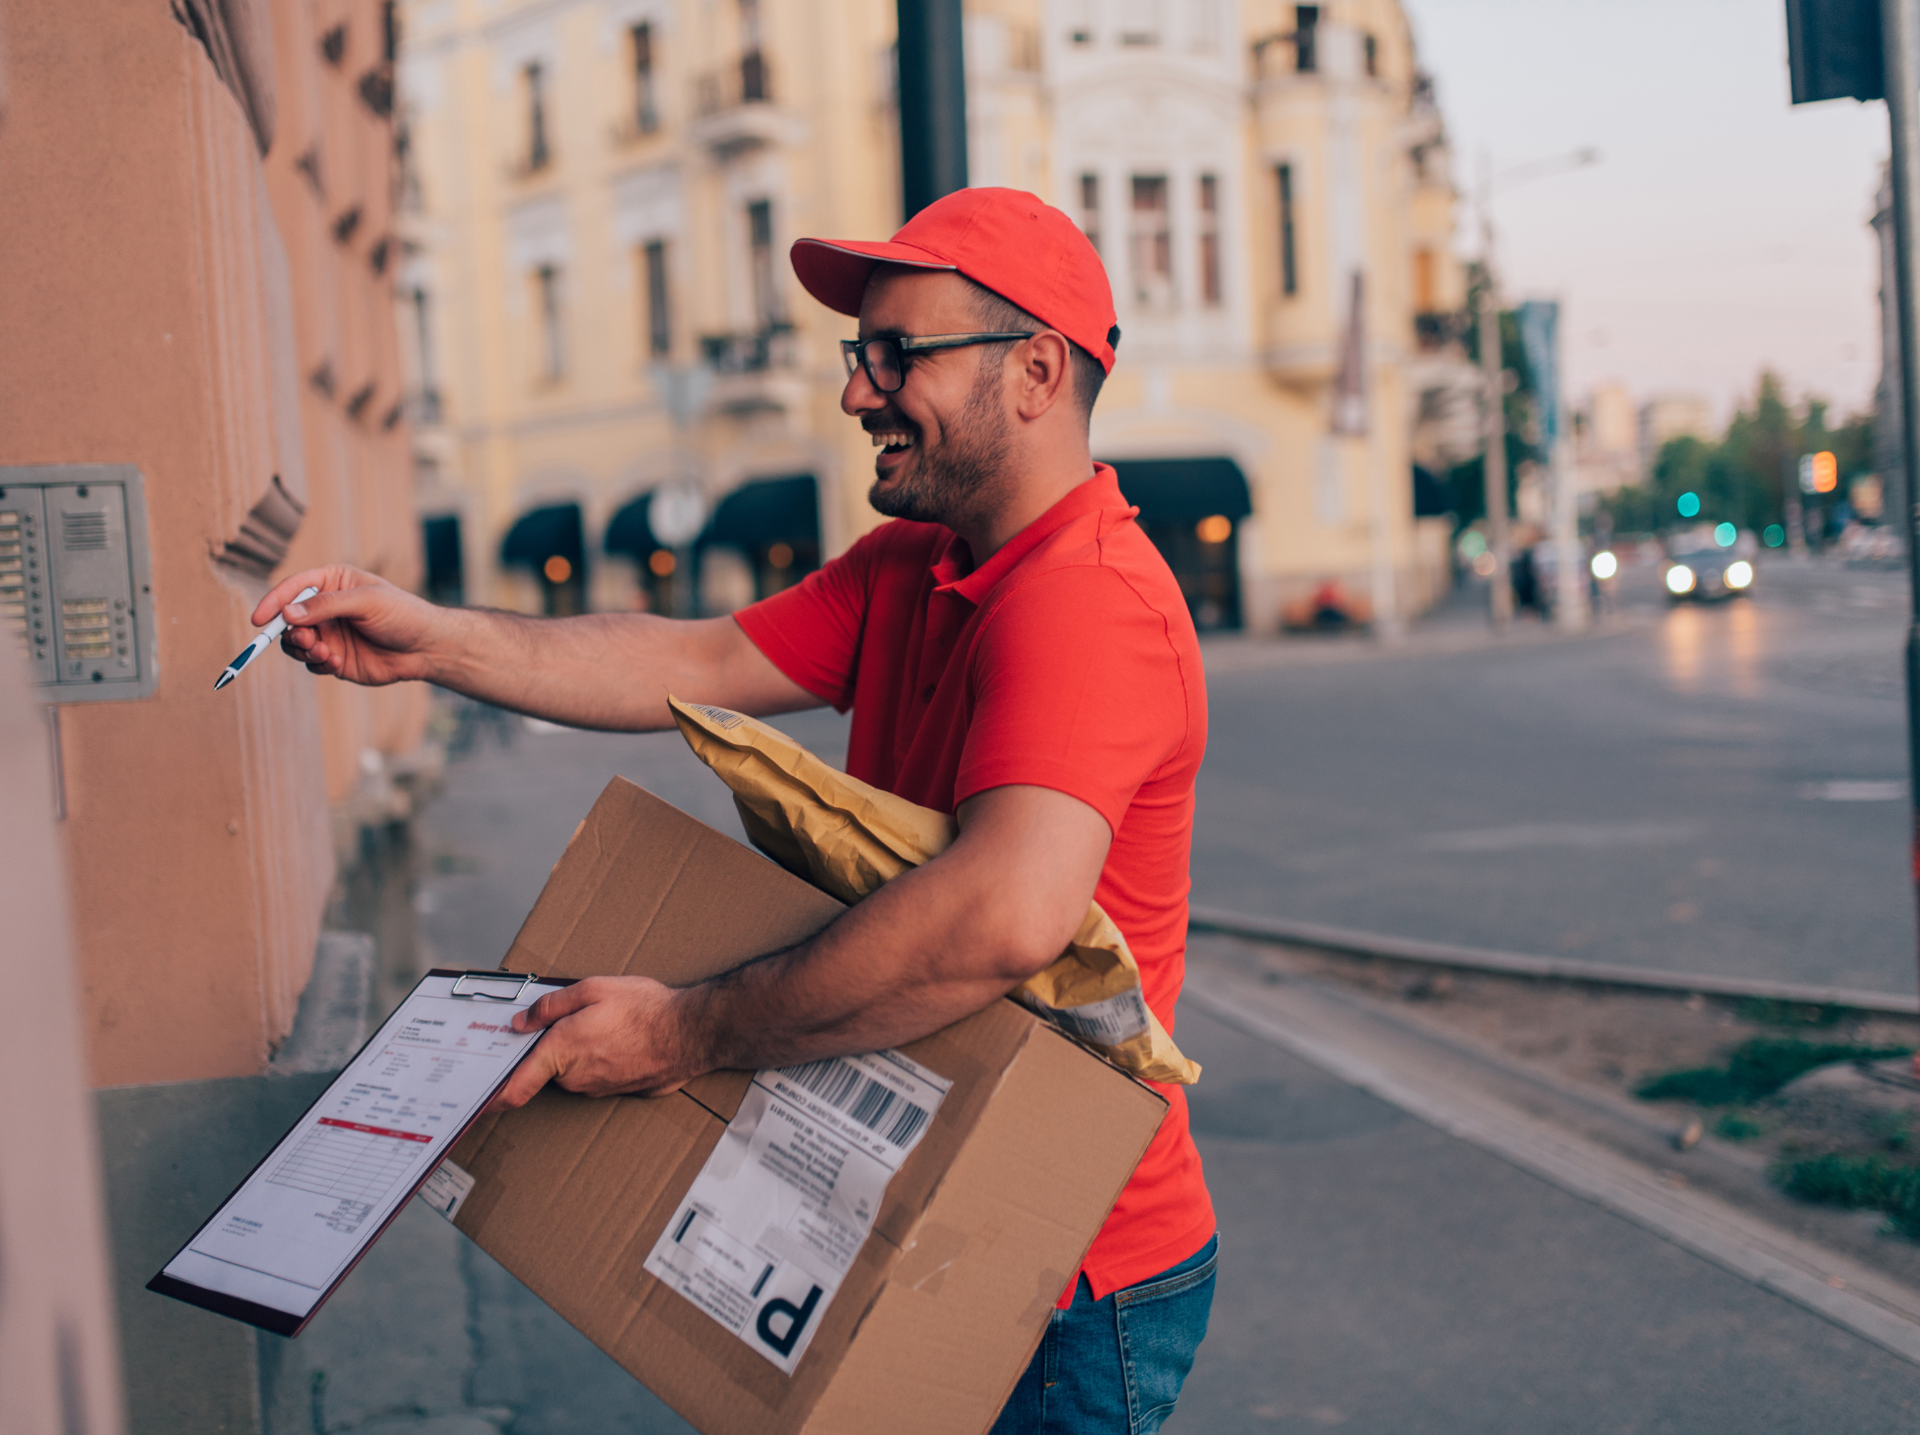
left=1799, top=451, right=1840, bottom=493
left=1786, top=0, right=1885, bottom=104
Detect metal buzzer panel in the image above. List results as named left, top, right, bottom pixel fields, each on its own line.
left=0, top=466, right=157, bottom=702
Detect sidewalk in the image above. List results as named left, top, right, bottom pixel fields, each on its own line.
left=118, top=713, right=1920, bottom=1433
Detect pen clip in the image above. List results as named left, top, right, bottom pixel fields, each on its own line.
left=449, top=972, right=539, bottom=1002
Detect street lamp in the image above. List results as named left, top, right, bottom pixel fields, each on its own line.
left=1476, top=146, right=1600, bottom=629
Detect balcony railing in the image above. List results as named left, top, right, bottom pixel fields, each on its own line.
left=694, top=51, right=772, bottom=118
left=1251, top=31, right=1314, bottom=82
left=699, top=323, right=794, bottom=375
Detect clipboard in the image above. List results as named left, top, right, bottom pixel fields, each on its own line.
left=147, top=967, right=573, bottom=1336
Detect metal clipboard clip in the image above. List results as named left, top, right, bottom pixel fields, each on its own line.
left=449, top=971, right=540, bottom=1002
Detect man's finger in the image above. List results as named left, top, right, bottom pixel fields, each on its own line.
left=514, top=982, right=596, bottom=1033
left=279, top=586, right=379, bottom=631
left=488, top=1042, right=562, bottom=1111
left=252, top=568, right=336, bottom=627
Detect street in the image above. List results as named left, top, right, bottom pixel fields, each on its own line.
left=1196, top=555, right=1917, bottom=994
left=254, top=567, right=1920, bottom=1433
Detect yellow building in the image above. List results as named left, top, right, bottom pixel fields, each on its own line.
left=397, top=0, right=1468, bottom=633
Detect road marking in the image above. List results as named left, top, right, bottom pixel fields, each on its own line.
left=1415, top=820, right=1696, bottom=853
left=1182, top=963, right=1920, bottom=1369
left=1798, top=780, right=1908, bottom=802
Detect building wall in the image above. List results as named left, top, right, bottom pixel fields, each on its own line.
left=269, top=0, right=432, bottom=822
left=399, top=0, right=1464, bottom=634
left=0, top=0, right=425, bottom=1085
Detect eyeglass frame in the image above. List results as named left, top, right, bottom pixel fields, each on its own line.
left=839, top=331, right=1037, bottom=394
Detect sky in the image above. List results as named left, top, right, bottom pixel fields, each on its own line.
left=1401, top=0, right=1892, bottom=427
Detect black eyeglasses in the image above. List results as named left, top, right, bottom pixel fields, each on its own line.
left=840, top=332, right=1035, bottom=394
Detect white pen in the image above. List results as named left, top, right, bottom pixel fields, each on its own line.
left=214, top=586, right=320, bottom=690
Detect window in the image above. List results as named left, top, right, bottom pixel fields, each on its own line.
left=536, top=264, right=564, bottom=381
left=410, top=287, right=441, bottom=421
left=748, top=200, right=781, bottom=328
left=644, top=240, right=671, bottom=357
left=1294, top=5, right=1319, bottom=73
left=1277, top=164, right=1298, bottom=296
left=631, top=23, right=658, bottom=132
left=1413, top=248, right=1436, bottom=312
left=1198, top=175, right=1221, bottom=306
left=1079, top=173, right=1102, bottom=255
left=1115, top=0, right=1158, bottom=45
left=525, top=61, right=551, bottom=171
left=739, top=0, right=769, bottom=102
left=1130, top=176, right=1171, bottom=307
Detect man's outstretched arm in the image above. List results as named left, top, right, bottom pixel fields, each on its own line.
left=488, top=782, right=1113, bottom=1108
left=251, top=564, right=817, bottom=730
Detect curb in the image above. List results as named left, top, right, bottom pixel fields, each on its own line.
left=1181, top=961, right=1920, bottom=1371
left=1188, top=906, right=1920, bottom=1016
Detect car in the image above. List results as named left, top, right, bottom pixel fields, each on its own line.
left=1664, top=547, right=1754, bottom=602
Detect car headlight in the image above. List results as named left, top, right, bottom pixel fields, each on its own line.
left=1591, top=551, right=1618, bottom=580
left=1665, top=564, right=1696, bottom=594
left=1725, top=560, right=1753, bottom=589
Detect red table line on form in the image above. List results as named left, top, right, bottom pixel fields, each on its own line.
left=315, top=1117, right=432, bottom=1143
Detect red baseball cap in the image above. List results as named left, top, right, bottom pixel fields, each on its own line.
left=791, top=187, right=1120, bottom=373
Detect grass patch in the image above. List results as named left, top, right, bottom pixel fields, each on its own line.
left=1715, top=1111, right=1766, bottom=1142
left=1636, top=1038, right=1913, bottom=1105
left=1779, top=1153, right=1920, bottom=1236
left=1732, top=997, right=1845, bottom=1028
left=1869, top=1111, right=1913, bottom=1153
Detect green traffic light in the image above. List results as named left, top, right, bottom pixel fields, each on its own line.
left=1677, top=492, right=1701, bottom=518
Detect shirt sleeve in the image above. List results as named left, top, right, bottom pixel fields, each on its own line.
left=953, top=565, right=1193, bottom=836
left=732, top=525, right=887, bottom=711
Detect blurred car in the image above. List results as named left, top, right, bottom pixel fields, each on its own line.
left=1664, top=547, right=1754, bottom=602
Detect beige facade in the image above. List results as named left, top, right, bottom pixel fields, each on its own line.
left=398, top=0, right=1466, bottom=633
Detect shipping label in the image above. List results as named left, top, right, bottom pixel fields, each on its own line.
left=643, top=1049, right=951, bottom=1374
left=1022, top=986, right=1151, bottom=1045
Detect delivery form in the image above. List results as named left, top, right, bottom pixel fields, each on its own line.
left=151, top=969, right=566, bottom=1334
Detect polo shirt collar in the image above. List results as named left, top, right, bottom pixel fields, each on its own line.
left=931, top=464, right=1130, bottom=604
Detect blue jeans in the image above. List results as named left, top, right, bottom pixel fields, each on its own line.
left=990, top=1234, right=1218, bottom=1435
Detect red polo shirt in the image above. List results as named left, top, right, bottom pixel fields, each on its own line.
left=734, top=464, right=1214, bottom=1302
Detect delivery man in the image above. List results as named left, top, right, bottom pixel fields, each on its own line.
left=259, top=187, right=1215, bottom=1434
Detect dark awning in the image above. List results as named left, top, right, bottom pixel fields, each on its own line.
left=705, top=475, right=819, bottom=549
left=1105, top=458, right=1252, bottom=522
left=1413, top=465, right=1452, bottom=518
left=501, top=503, right=583, bottom=567
left=604, top=493, right=657, bottom=558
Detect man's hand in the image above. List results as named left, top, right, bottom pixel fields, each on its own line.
left=488, top=975, right=704, bottom=1111
left=255, top=565, right=446, bottom=687
left=252, top=559, right=817, bottom=730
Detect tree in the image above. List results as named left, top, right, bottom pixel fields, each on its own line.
left=1599, top=370, right=1875, bottom=537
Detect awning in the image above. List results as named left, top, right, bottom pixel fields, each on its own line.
left=1105, top=458, right=1252, bottom=523
left=1413, top=465, right=1452, bottom=518
left=604, top=493, right=658, bottom=559
left=501, top=504, right=584, bottom=567
left=705, top=475, right=819, bottom=549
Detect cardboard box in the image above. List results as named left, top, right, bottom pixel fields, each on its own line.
left=446, top=777, right=1167, bottom=1435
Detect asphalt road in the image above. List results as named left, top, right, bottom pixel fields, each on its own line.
left=312, top=666, right=1920, bottom=1435
left=1194, top=555, right=1918, bottom=995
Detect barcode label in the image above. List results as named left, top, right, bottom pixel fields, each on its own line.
left=777, top=1057, right=931, bottom=1149
left=646, top=1047, right=951, bottom=1372
left=1032, top=988, right=1152, bottom=1046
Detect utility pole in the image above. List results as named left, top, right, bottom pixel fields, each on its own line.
left=1788, top=0, right=1920, bottom=1035
left=896, top=0, right=968, bottom=218
left=1477, top=278, right=1513, bottom=628
left=1882, top=0, right=1920, bottom=1029
left=1478, top=157, right=1513, bottom=628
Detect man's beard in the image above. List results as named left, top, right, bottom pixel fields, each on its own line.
left=866, top=358, right=1012, bottom=527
